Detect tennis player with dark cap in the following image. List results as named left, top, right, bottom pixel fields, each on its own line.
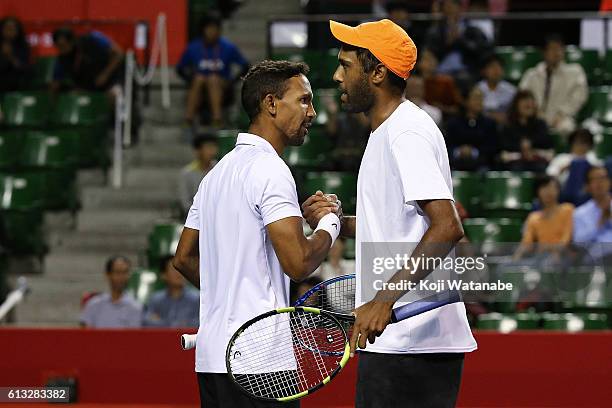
left=302, top=20, right=477, bottom=407
left=173, top=60, right=341, bottom=408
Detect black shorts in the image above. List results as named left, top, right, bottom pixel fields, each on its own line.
left=197, top=373, right=300, bottom=408
left=355, top=352, right=464, bottom=408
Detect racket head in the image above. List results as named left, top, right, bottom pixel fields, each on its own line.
left=294, top=274, right=356, bottom=314
left=226, top=306, right=351, bottom=402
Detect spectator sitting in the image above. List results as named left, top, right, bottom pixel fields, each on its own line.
left=314, top=238, right=355, bottom=281
left=80, top=256, right=141, bottom=328
left=323, top=93, right=369, bottom=172
left=425, top=0, right=492, bottom=81
left=477, top=54, right=516, bottom=124
left=177, top=12, right=249, bottom=128
left=514, top=175, right=574, bottom=261
left=142, top=256, right=199, bottom=327
left=499, top=90, right=553, bottom=171
left=445, top=86, right=498, bottom=171
left=51, top=27, right=124, bottom=95
left=0, top=17, right=30, bottom=92
left=415, top=48, right=463, bottom=116
left=179, top=133, right=219, bottom=216
left=519, top=34, right=588, bottom=136
left=385, top=1, right=427, bottom=48
left=547, top=128, right=601, bottom=184
left=573, top=166, right=612, bottom=261
left=405, top=74, right=442, bottom=126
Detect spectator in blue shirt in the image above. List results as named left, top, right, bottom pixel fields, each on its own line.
left=142, top=256, right=199, bottom=327
left=176, top=12, right=249, bottom=128
left=573, top=166, right=612, bottom=261
left=478, top=54, right=516, bottom=124
left=80, top=256, right=142, bottom=328
left=51, top=27, right=124, bottom=94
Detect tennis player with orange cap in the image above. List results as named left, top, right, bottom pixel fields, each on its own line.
left=302, top=19, right=477, bottom=407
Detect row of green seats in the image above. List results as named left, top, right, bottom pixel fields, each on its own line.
left=1, top=92, right=111, bottom=169
left=495, top=46, right=609, bottom=84
left=476, top=312, right=608, bottom=332
left=454, top=171, right=535, bottom=218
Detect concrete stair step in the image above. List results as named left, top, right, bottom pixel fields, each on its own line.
left=127, top=145, right=192, bottom=167
left=50, top=230, right=147, bottom=254
left=139, top=123, right=184, bottom=144
left=76, top=208, right=169, bottom=233
left=124, top=166, right=181, bottom=189
left=81, top=185, right=175, bottom=210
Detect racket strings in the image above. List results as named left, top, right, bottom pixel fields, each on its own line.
left=228, top=311, right=346, bottom=399
left=301, top=276, right=356, bottom=314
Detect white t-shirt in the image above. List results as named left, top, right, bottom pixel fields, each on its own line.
left=355, top=100, right=477, bottom=354
left=185, top=132, right=302, bottom=373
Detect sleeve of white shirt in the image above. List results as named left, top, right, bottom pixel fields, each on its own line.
left=252, top=156, right=302, bottom=226
left=391, top=130, right=453, bottom=204
left=184, top=180, right=202, bottom=230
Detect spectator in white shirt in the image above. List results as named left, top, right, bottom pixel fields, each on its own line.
left=519, top=34, right=588, bottom=135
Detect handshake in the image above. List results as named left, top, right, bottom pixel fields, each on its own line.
left=301, top=190, right=344, bottom=231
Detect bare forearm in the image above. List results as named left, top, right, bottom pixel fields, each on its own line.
left=173, top=257, right=200, bottom=289
left=341, top=216, right=356, bottom=238
left=102, top=53, right=123, bottom=78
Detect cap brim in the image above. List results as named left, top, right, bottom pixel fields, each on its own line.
left=329, top=20, right=364, bottom=48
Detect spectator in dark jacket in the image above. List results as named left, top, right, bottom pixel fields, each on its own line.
left=0, top=17, right=30, bottom=92
left=499, top=90, right=553, bottom=171
left=445, top=86, right=498, bottom=171
left=51, top=27, right=124, bottom=94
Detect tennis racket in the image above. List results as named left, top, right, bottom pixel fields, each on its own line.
left=226, top=285, right=460, bottom=402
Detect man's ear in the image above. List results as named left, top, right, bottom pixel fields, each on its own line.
left=263, top=94, right=277, bottom=116
left=371, top=63, right=387, bottom=86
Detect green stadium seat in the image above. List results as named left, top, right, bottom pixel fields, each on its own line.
left=216, top=129, right=238, bottom=159
left=594, top=128, right=612, bottom=158
left=580, top=86, right=612, bottom=124
left=542, top=312, right=608, bottom=331
left=51, top=93, right=110, bottom=126
left=565, top=46, right=602, bottom=84
left=1, top=92, right=50, bottom=128
left=302, top=171, right=357, bottom=214
left=0, top=172, right=45, bottom=211
left=127, top=268, right=165, bottom=304
left=283, top=127, right=333, bottom=169
left=1, top=209, right=46, bottom=256
left=147, top=223, right=183, bottom=269
left=476, top=312, right=540, bottom=332
left=20, top=130, right=80, bottom=169
left=49, top=93, right=111, bottom=169
left=31, top=57, right=56, bottom=88
left=452, top=171, right=482, bottom=216
left=272, top=49, right=339, bottom=88
left=482, top=171, right=535, bottom=217
left=343, top=238, right=355, bottom=260
left=312, top=88, right=340, bottom=126
left=0, top=130, right=23, bottom=170
left=0, top=173, right=47, bottom=256
left=463, top=218, right=523, bottom=243
left=604, top=50, right=612, bottom=84
left=495, top=46, right=541, bottom=83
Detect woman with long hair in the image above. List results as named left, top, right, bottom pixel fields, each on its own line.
left=0, top=16, right=30, bottom=91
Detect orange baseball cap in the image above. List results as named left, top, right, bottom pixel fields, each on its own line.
left=329, top=19, right=417, bottom=79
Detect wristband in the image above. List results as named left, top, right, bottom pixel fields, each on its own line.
left=314, top=213, right=341, bottom=247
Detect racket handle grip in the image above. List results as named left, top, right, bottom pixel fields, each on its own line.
left=390, top=291, right=461, bottom=323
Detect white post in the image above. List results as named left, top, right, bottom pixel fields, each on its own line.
left=112, top=90, right=124, bottom=189
left=159, top=14, right=170, bottom=109
left=123, top=51, right=134, bottom=147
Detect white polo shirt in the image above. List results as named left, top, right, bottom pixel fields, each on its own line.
left=355, top=100, right=477, bottom=354
left=185, top=132, right=302, bottom=373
